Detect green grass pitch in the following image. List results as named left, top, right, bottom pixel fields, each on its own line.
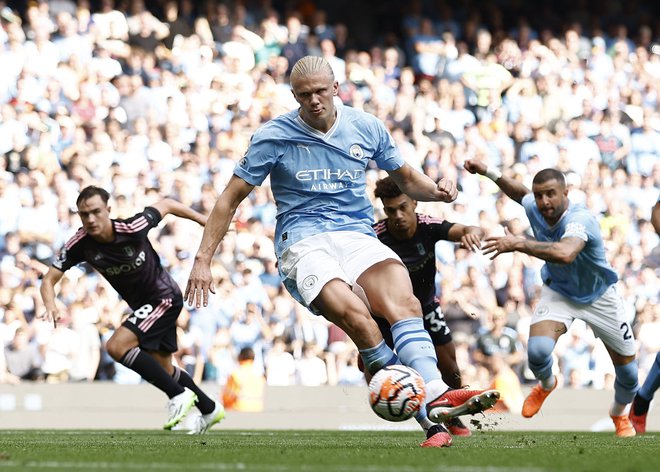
left=0, top=430, right=658, bottom=471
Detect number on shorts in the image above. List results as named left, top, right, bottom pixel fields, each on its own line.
left=620, top=322, right=632, bottom=341
left=424, top=309, right=448, bottom=333
left=133, top=304, right=154, bottom=319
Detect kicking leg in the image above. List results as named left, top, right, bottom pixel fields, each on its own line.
left=358, top=261, right=497, bottom=424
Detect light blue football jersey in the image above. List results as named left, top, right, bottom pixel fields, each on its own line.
left=234, top=103, right=404, bottom=257
left=521, top=193, right=618, bottom=304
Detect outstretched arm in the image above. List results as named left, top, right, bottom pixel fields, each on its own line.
left=447, top=223, right=485, bottom=252
left=185, top=175, right=254, bottom=308
left=464, top=159, right=530, bottom=204
left=39, top=267, right=65, bottom=326
left=482, top=227, right=585, bottom=263
left=388, top=163, right=458, bottom=203
left=150, top=198, right=207, bottom=226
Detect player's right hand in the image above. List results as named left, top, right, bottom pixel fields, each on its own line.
left=463, top=159, right=488, bottom=175
left=185, top=261, right=216, bottom=308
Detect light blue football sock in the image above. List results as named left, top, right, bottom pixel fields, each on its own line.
left=391, top=318, right=441, bottom=384
left=638, top=352, right=660, bottom=402
left=614, top=360, right=639, bottom=405
left=359, top=340, right=399, bottom=375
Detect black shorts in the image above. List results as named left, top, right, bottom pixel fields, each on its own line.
left=375, top=305, right=453, bottom=348
left=122, top=296, right=182, bottom=353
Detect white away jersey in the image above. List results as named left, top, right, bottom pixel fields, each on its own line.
left=234, top=103, right=405, bottom=256
left=522, top=193, right=618, bottom=304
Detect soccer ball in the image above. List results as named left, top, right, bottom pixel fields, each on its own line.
left=368, top=365, right=426, bottom=422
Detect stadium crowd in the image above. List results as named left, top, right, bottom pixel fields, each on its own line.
left=0, top=0, right=658, bottom=413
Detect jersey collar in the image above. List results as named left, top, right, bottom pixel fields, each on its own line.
left=294, top=103, right=342, bottom=140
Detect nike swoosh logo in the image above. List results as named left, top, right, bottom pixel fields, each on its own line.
left=432, top=399, right=451, bottom=406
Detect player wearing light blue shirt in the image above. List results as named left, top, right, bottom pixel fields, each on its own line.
left=233, top=102, right=404, bottom=257
left=464, top=162, right=639, bottom=438
left=187, top=57, right=500, bottom=447
left=520, top=193, right=618, bottom=304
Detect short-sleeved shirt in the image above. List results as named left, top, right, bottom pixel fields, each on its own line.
left=373, top=214, right=454, bottom=312
left=521, top=193, right=617, bottom=304
left=52, top=207, right=181, bottom=309
left=234, top=103, right=405, bottom=261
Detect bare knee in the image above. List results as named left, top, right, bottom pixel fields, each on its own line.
left=105, top=331, right=138, bottom=362
left=105, top=337, right=126, bottom=362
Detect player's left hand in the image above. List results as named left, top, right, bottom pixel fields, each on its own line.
left=482, top=227, right=521, bottom=259
left=436, top=178, right=458, bottom=202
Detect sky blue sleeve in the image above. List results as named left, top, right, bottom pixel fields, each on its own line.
left=521, top=193, right=536, bottom=216
left=562, top=210, right=592, bottom=242
left=371, top=120, right=404, bottom=171
left=233, top=127, right=279, bottom=186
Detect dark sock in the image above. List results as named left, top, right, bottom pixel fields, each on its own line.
left=172, top=366, right=215, bottom=414
left=426, top=424, right=448, bottom=438
left=632, top=393, right=650, bottom=415
left=121, top=347, right=184, bottom=398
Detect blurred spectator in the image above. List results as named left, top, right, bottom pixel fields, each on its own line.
left=474, top=308, right=525, bottom=377
left=591, top=111, right=629, bottom=171
left=222, top=347, right=265, bottom=412
left=204, top=327, right=235, bottom=385
left=3, top=326, right=43, bottom=381
left=336, top=347, right=365, bottom=386
left=40, top=314, right=79, bottom=383
left=488, top=353, right=524, bottom=414
left=264, top=336, right=296, bottom=386
left=280, top=13, right=307, bottom=75
left=67, top=301, right=100, bottom=382
left=295, top=342, right=328, bottom=386
left=628, top=109, right=660, bottom=177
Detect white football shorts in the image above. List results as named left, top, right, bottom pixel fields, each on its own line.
left=278, top=231, right=403, bottom=312
left=531, top=284, right=636, bottom=356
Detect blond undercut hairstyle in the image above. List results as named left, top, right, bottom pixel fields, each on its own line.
left=290, top=56, right=335, bottom=83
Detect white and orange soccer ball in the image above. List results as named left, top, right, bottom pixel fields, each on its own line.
left=368, top=365, right=426, bottom=422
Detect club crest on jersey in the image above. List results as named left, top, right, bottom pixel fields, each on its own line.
left=123, top=246, right=135, bottom=257
left=349, top=144, right=364, bottom=159
left=53, top=248, right=66, bottom=269
left=57, top=248, right=67, bottom=262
